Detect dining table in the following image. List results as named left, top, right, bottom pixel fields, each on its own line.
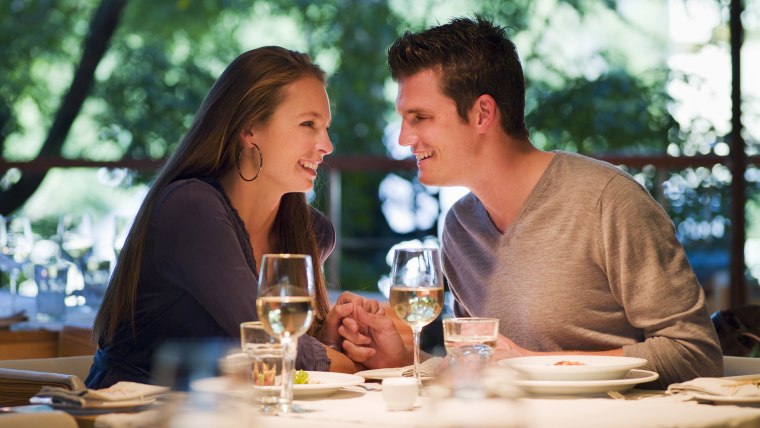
left=87, top=379, right=760, bottom=428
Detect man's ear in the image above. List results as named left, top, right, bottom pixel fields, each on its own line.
left=471, top=94, right=497, bottom=133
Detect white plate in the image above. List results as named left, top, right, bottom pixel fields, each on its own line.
left=191, top=371, right=364, bottom=398
left=498, top=355, right=648, bottom=381
left=514, top=369, right=659, bottom=396
left=354, top=367, right=436, bottom=381
left=692, top=394, right=760, bottom=406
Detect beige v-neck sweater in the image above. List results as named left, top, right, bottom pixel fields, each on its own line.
left=442, top=151, right=722, bottom=387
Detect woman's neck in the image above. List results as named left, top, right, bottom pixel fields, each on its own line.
left=219, top=170, right=281, bottom=264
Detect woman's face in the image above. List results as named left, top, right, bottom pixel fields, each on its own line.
left=253, top=76, right=333, bottom=194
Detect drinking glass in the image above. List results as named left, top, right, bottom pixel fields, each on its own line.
left=389, top=248, right=444, bottom=392
left=1, top=216, right=34, bottom=314
left=240, top=321, right=284, bottom=414
left=443, top=317, right=500, bottom=360
left=255, top=254, right=315, bottom=413
left=443, top=317, right=500, bottom=399
left=57, top=213, right=94, bottom=267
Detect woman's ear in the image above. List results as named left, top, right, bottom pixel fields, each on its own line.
left=239, top=126, right=255, bottom=148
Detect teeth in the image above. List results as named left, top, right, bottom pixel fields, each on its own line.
left=300, top=160, right=318, bottom=170
left=415, top=152, right=432, bottom=161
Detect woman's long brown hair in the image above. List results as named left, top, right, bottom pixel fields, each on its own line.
left=94, top=46, right=331, bottom=345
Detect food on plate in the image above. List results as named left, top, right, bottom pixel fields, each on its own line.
left=552, top=360, right=586, bottom=366
left=294, top=370, right=309, bottom=384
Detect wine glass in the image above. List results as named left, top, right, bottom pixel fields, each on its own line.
left=389, top=248, right=444, bottom=393
left=57, top=213, right=94, bottom=263
left=1, top=216, right=34, bottom=315
left=255, top=254, right=315, bottom=413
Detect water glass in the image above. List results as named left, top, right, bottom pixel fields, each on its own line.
left=240, top=321, right=285, bottom=414
left=255, top=254, right=315, bottom=413
left=443, top=317, right=500, bottom=398
left=34, top=262, right=71, bottom=322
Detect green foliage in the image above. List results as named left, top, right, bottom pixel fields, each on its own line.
left=527, top=69, right=676, bottom=154
left=0, top=1, right=97, bottom=148
left=1, top=0, right=743, bottom=289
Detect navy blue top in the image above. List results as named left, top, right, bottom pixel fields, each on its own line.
left=86, top=178, right=335, bottom=388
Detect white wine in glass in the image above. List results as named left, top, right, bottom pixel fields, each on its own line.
left=255, top=254, right=315, bottom=413
left=389, top=248, right=444, bottom=392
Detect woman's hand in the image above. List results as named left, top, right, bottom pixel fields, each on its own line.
left=317, top=292, right=381, bottom=350
left=340, top=306, right=412, bottom=368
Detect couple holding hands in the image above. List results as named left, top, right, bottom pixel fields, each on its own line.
left=86, top=16, right=722, bottom=390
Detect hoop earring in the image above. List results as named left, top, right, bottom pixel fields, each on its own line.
left=237, top=144, right=263, bottom=182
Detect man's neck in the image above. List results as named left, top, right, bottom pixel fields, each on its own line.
left=467, top=139, right=554, bottom=234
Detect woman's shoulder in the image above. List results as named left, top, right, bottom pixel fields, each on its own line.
left=157, top=178, right=224, bottom=207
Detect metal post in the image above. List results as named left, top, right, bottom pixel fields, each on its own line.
left=729, top=0, right=746, bottom=307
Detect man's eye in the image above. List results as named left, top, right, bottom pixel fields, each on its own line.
left=301, top=121, right=315, bottom=128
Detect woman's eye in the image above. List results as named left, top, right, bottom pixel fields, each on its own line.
left=301, top=121, right=315, bottom=128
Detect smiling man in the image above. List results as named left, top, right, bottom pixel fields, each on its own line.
left=385, top=15, right=722, bottom=387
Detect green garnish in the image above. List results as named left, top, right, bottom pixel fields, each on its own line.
left=294, top=370, right=309, bottom=385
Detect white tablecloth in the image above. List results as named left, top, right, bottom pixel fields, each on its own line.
left=160, top=386, right=760, bottom=428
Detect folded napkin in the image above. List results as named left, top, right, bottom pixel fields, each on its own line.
left=667, top=376, right=760, bottom=398
left=0, top=368, right=84, bottom=407
left=401, top=357, right=445, bottom=377
left=30, top=381, right=169, bottom=408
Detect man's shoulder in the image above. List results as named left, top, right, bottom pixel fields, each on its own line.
left=446, top=192, right=479, bottom=219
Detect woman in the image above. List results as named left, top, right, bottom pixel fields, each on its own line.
left=87, top=46, right=374, bottom=389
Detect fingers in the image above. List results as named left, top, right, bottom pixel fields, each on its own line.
left=338, top=323, right=371, bottom=345
left=355, top=306, right=395, bottom=331
left=342, top=339, right=376, bottom=363
left=335, top=291, right=382, bottom=315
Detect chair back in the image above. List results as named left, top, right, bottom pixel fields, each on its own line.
left=724, top=355, right=760, bottom=377
left=0, top=355, right=92, bottom=407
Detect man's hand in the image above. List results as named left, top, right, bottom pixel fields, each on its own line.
left=492, top=334, right=534, bottom=360
left=340, top=306, right=412, bottom=369
left=317, top=292, right=381, bottom=350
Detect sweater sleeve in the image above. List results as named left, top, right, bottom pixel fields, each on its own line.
left=598, top=175, right=723, bottom=386
left=151, top=180, right=329, bottom=370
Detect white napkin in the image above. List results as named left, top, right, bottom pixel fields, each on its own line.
left=667, top=376, right=760, bottom=398
left=30, top=381, right=169, bottom=408
left=400, top=357, right=445, bottom=377
left=85, top=381, right=168, bottom=401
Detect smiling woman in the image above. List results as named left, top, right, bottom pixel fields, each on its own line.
left=85, top=46, right=373, bottom=389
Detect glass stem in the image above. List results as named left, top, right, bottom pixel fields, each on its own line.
left=412, top=327, right=422, bottom=392
left=280, top=335, right=296, bottom=413
left=9, top=267, right=19, bottom=313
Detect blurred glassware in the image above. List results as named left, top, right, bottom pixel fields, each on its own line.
left=57, top=213, right=94, bottom=268
left=112, top=214, right=134, bottom=259
left=240, top=321, right=283, bottom=414
left=255, top=254, right=315, bottom=414
left=79, top=253, right=112, bottom=310
left=442, top=317, right=500, bottom=399
left=0, top=216, right=34, bottom=315
left=34, top=260, right=71, bottom=322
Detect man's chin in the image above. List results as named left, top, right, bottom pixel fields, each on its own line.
left=417, top=172, right=441, bottom=187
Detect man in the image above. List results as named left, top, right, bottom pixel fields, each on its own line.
left=344, top=15, right=722, bottom=387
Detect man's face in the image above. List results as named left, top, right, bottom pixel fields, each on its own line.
left=395, top=69, right=476, bottom=187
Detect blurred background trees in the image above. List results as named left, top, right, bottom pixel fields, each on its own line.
left=1, top=0, right=758, bottom=307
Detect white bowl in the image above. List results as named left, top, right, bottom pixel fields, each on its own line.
left=497, top=355, right=648, bottom=381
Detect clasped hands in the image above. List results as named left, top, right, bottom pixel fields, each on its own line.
left=315, top=291, right=411, bottom=369
left=316, top=292, right=532, bottom=370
